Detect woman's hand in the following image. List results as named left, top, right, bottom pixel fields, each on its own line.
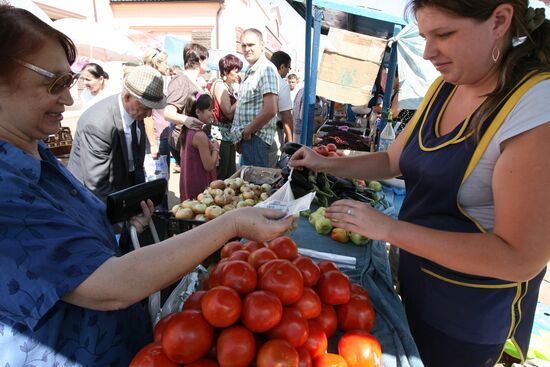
left=230, top=207, right=294, bottom=241
left=325, top=199, right=395, bottom=241
left=130, top=199, right=155, bottom=234
left=185, top=116, right=205, bottom=130
left=288, top=146, right=326, bottom=172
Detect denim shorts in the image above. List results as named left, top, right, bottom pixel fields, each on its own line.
left=240, top=135, right=270, bottom=167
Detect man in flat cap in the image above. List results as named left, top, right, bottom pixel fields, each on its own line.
left=69, top=65, right=167, bottom=202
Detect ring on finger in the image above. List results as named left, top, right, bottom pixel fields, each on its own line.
left=346, top=208, right=353, bottom=216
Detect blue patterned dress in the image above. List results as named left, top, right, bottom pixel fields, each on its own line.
left=0, top=141, right=151, bottom=366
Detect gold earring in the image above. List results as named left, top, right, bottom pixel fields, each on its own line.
left=492, top=46, right=500, bottom=63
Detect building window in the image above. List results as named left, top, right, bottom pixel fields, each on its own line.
left=235, top=28, right=243, bottom=53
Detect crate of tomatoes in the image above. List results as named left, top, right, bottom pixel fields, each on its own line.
left=130, top=236, right=382, bottom=367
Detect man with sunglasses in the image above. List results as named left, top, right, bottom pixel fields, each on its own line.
left=68, top=65, right=166, bottom=202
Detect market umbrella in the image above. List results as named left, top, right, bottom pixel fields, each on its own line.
left=53, top=18, right=143, bottom=62
left=125, top=29, right=164, bottom=54
left=2, top=0, right=53, bottom=25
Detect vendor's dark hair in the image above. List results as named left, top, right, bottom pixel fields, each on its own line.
left=82, top=63, right=109, bottom=80
left=219, top=54, right=243, bottom=76
left=406, top=0, right=550, bottom=139
left=0, top=5, right=76, bottom=88
left=183, top=43, right=209, bottom=70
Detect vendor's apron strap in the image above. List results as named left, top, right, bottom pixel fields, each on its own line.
left=401, top=76, right=445, bottom=146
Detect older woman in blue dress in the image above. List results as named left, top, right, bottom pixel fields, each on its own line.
left=0, top=5, right=292, bottom=366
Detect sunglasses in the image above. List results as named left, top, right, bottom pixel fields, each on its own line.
left=14, top=59, right=80, bottom=94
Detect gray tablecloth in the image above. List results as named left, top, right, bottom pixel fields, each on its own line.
left=291, top=216, right=423, bottom=367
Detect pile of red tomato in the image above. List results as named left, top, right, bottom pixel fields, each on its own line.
left=131, top=236, right=382, bottom=367
left=313, top=143, right=345, bottom=157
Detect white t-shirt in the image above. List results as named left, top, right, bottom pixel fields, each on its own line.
left=118, top=96, right=141, bottom=172
left=278, top=76, right=293, bottom=116
left=459, top=80, right=550, bottom=232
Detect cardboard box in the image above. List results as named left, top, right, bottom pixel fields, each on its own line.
left=316, top=28, right=387, bottom=106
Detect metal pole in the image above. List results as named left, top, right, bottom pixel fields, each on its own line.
left=305, top=6, right=322, bottom=147
left=380, top=24, right=402, bottom=131
left=300, top=0, right=313, bottom=146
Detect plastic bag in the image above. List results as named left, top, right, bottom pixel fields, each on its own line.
left=144, top=154, right=169, bottom=182
left=150, top=265, right=209, bottom=326
left=255, top=168, right=316, bottom=218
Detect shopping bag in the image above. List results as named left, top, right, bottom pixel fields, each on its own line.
left=144, top=154, right=169, bottom=182
left=151, top=265, right=209, bottom=326
left=255, top=168, right=316, bottom=217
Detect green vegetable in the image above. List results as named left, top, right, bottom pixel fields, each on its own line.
left=367, top=181, right=383, bottom=192
left=300, top=209, right=312, bottom=218
left=314, top=217, right=333, bottom=235
left=309, top=212, right=322, bottom=225
left=313, top=207, right=326, bottom=216
left=349, top=232, right=370, bottom=246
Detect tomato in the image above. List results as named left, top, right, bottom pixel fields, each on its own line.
left=294, top=287, right=322, bottom=319
left=317, top=270, right=351, bottom=305
left=297, top=346, right=312, bottom=367
left=229, top=249, right=251, bottom=262
left=336, top=295, right=375, bottom=332
left=326, top=143, right=337, bottom=152
left=244, top=240, right=267, bottom=252
left=185, top=359, right=219, bottom=367
left=183, top=290, right=207, bottom=311
left=312, top=303, right=337, bottom=337
left=268, top=307, right=309, bottom=347
left=314, top=145, right=329, bottom=156
left=268, top=236, right=299, bottom=260
left=220, top=260, right=257, bottom=295
left=256, top=339, right=299, bottom=367
left=292, top=256, right=321, bottom=287
left=241, top=290, right=283, bottom=332
left=313, top=354, right=348, bottom=367
left=257, top=259, right=290, bottom=278
left=317, top=260, right=339, bottom=273
left=201, top=286, right=242, bottom=327
left=216, top=325, right=256, bottom=367
left=161, top=310, right=214, bottom=364
left=208, top=262, right=228, bottom=288
left=220, top=241, right=244, bottom=258
left=130, top=342, right=179, bottom=367
left=338, top=330, right=382, bottom=367
left=153, top=313, right=178, bottom=342
left=350, top=283, right=370, bottom=300
left=326, top=151, right=338, bottom=157
left=248, top=248, right=278, bottom=269
left=259, top=261, right=304, bottom=305
left=302, top=320, right=328, bottom=359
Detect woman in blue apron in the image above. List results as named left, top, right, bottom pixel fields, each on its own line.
left=289, top=1, right=550, bottom=365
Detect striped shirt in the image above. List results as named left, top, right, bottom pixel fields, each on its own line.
left=232, top=55, right=279, bottom=145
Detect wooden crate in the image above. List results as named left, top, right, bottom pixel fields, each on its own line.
left=230, top=165, right=282, bottom=185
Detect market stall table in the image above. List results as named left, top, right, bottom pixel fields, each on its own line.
left=290, top=215, right=423, bottom=367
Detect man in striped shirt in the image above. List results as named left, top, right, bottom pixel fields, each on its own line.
left=231, top=28, right=278, bottom=167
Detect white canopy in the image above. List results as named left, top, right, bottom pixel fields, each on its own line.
left=53, top=18, right=143, bottom=62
